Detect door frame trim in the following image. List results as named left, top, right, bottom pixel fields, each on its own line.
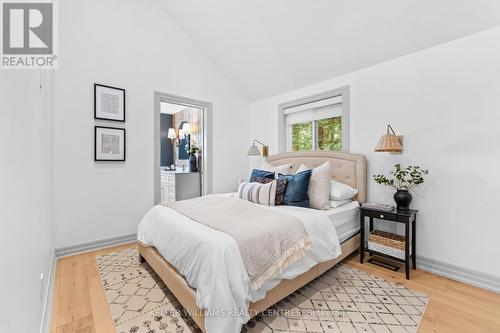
left=153, top=91, right=212, bottom=204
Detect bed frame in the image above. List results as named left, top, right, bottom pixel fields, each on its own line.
left=139, top=151, right=367, bottom=332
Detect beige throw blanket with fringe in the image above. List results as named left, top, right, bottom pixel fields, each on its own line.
left=165, top=195, right=311, bottom=290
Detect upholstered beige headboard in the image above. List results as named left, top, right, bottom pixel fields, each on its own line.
left=266, top=151, right=367, bottom=203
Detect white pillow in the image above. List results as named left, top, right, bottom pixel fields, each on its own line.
left=260, top=161, right=292, bottom=175
left=330, top=180, right=358, bottom=200
left=297, top=161, right=331, bottom=210
left=329, top=199, right=352, bottom=208
left=238, top=181, right=276, bottom=206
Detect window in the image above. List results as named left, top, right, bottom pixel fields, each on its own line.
left=280, top=88, right=349, bottom=152
left=291, top=121, right=312, bottom=151
left=317, top=117, right=342, bottom=151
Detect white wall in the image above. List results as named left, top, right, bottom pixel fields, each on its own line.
left=0, top=71, right=54, bottom=332
left=249, top=28, right=500, bottom=278
left=53, top=0, right=249, bottom=248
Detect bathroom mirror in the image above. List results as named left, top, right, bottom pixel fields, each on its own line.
left=178, top=121, right=190, bottom=160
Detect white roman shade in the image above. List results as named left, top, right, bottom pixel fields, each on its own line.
left=284, top=95, right=343, bottom=125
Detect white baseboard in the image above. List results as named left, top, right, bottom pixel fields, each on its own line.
left=40, top=250, right=56, bottom=333
left=55, top=233, right=137, bottom=258
left=417, top=256, right=500, bottom=294
left=40, top=233, right=137, bottom=333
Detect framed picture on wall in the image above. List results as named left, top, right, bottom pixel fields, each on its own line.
left=94, top=126, right=126, bottom=161
left=94, top=84, right=126, bottom=122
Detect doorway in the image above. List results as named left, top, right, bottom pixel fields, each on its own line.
left=153, top=92, right=212, bottom=204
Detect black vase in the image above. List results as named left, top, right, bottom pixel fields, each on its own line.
left=394, top=190, right=412, bottom=211
left=189, top=154, right=198, bottom=172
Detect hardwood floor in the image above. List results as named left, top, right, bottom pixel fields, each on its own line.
left=50, top=242, right=500, bottom=333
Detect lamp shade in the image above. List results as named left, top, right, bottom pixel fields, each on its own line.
left=167, top=128, right=177, bottom=139
left=247, top=144, right=261, bottom=156
left=374, top=134, right=403, bottom=152
left=182, top=123, right=191, bottom=134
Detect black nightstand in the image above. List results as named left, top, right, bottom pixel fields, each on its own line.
left=360, top=206, right=417, bottom=279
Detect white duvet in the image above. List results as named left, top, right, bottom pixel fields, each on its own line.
left=137, top=194, right=341, bottom=333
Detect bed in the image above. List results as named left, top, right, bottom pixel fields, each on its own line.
left=137, top=151, right=366, bottom=333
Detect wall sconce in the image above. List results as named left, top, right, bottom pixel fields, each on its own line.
left=168, top=122, right=192, bottom=147
left=374, top=124, right=403, bottom=153
left=182, top=123, right=191, bottom=136
left=247, top=139, right=269, bottom=157
left=168, top=128, right=180, bottom=146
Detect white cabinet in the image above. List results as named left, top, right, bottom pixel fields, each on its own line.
left=160, top=171, right=201, bottom=203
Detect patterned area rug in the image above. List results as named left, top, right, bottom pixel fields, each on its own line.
left=96, top=247, right=429, bottom=333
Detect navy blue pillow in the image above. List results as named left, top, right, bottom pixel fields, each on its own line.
left=277, top=170, right=312, bottom=208
left=249, top=169, right=275, bottom=182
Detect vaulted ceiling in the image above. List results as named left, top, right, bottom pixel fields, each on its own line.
left=159, top=0, right=500, bottom=101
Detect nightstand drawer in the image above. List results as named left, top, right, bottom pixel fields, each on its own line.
left=364, top=210, right=397, bottom=221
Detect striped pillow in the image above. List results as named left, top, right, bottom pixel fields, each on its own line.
left=238, top=181, right=277, bottom=206
left=251, top=176, right=288, bottom=206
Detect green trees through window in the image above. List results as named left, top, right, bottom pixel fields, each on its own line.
left=291, top=122, right=312, bottom=151
left=318, top=117, right=342, bottom=151
left=291, top=117, right=342, bottom=152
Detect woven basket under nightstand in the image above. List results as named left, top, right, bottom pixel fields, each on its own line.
left=368, top=230, right=410, bottom=260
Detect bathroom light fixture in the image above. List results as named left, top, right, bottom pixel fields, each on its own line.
left=374, top=124, right=403, bottom=153
left=247, top=139, right=269, bottom=157
left=167, top=128, right=177, bottom=140
left=168, top=128, right=180, bottom=146
left=182, top=123, right=191, bottom=135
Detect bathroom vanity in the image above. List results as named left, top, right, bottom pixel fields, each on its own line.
left=160, top=170, right=201, bottom=203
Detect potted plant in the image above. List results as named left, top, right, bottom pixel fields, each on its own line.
left=185, top=140, right=200, bottom=172
left=373, top=164, right=429, bottom=210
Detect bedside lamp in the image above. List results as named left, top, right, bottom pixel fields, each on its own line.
left=374, top=124, right=403, bottom=153
left=247, top=139, right=269, bottom=157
